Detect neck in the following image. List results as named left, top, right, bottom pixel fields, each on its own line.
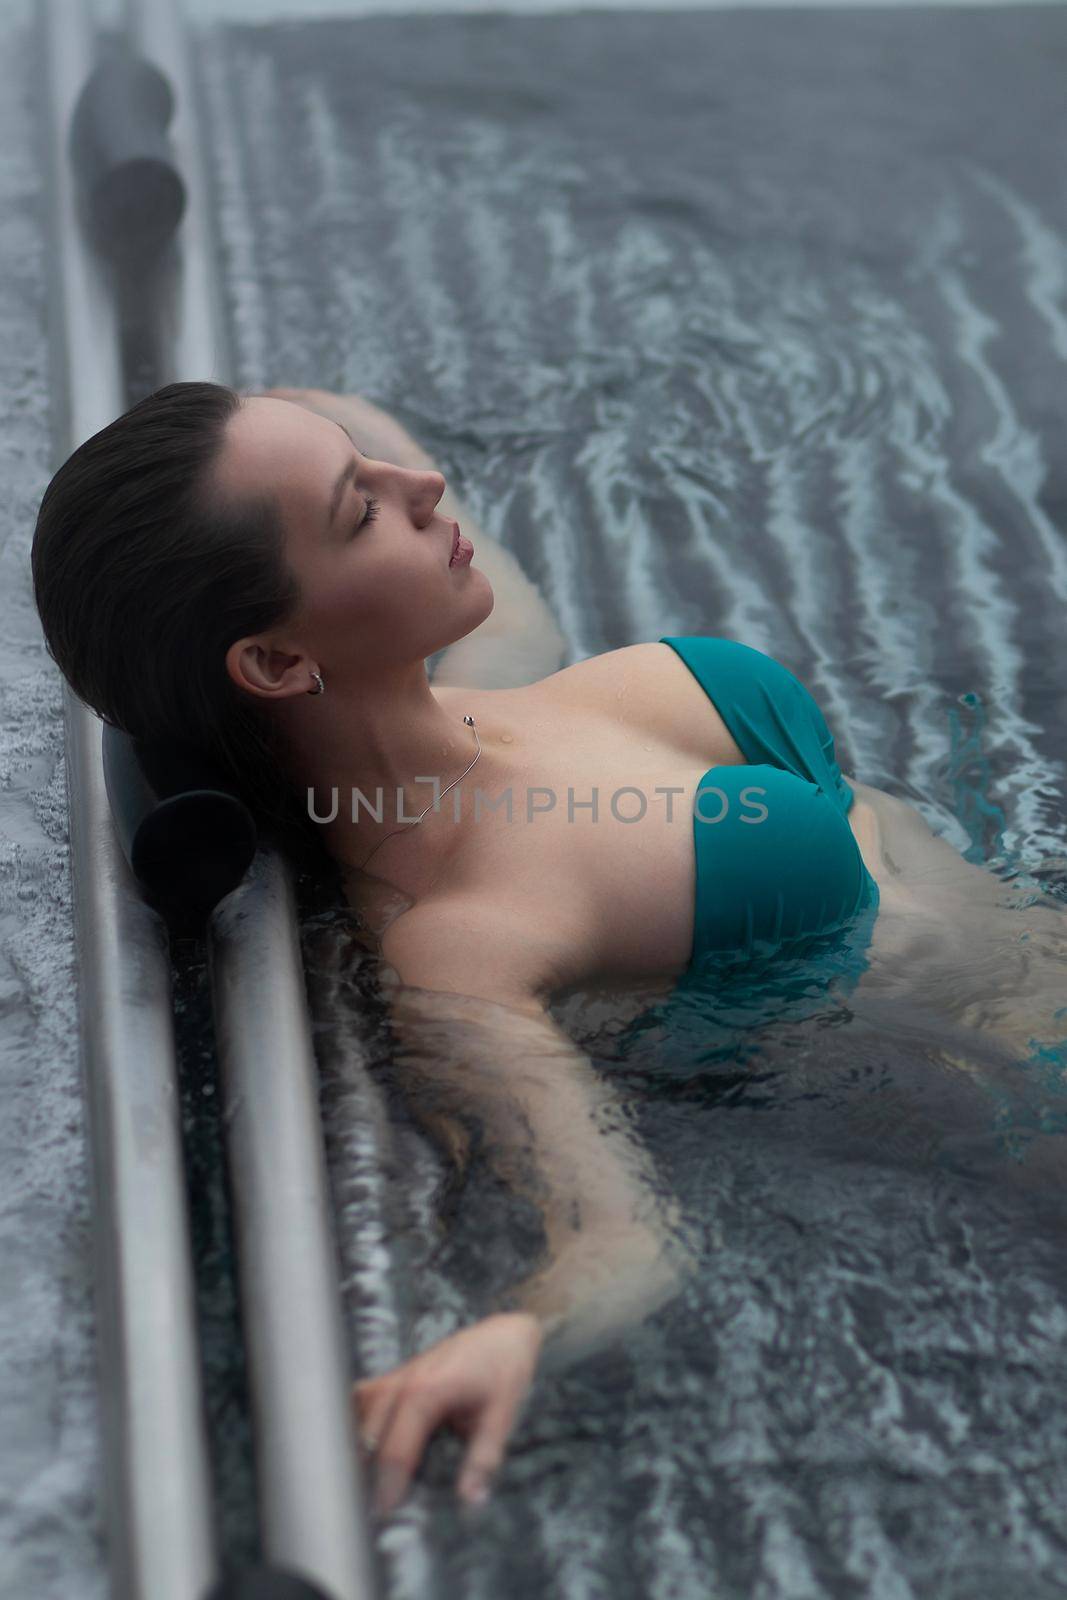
left=273, top=660, right=515, bottom=868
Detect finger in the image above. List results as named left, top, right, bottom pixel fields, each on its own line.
left=372, top=1388, right=447, bottom=1518
left=350, top=1376, right=382, bottom=1430
left=351, top=1375, right=381, bottom=1410
left=355, top=1382, right=404, bottom=1457
left=350, top=1376, right=404, bottom=1465
left=456, top=1392, right=519, bottom=1506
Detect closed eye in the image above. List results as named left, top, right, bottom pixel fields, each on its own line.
left=353, top=496, right=381, bottom=534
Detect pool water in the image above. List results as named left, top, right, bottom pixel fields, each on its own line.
left=4, top=1, right=1067, bottom=1596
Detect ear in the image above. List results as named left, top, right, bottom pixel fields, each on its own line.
left=225, top=635, right=311, bottom=700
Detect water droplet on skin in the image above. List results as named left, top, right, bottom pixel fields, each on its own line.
left=642, top=744, right=653, bottom=752
left=501, top=734, right=513, bottom=743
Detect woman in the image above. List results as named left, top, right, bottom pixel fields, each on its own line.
left=31, top=382, right=1067, bottom=1518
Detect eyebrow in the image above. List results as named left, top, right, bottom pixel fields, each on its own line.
left=327, top=420, right=362, bottom=529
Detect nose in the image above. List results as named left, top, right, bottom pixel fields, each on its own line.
left=364, top=455, right=446, bottom=525
left=409, top=465, right=446, bottom=526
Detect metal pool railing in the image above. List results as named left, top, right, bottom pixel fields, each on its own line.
left=42, top=0, right=379, bottom=1594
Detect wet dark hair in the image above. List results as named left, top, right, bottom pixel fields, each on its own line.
left=31, top=379, right=333, bottom=873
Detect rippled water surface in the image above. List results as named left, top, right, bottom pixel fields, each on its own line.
left=4, top=2, right=1067, bottom=1596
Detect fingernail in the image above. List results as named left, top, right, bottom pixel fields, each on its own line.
left=460, top=1478, right=489, bottom=1507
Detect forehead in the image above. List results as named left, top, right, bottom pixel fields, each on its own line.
left=217, top=395, right=347, bottom=546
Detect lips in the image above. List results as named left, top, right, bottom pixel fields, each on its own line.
left=449, top=522, right=460, bottom=563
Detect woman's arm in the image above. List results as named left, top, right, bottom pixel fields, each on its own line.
left=382, top=999, right=692, bottom=1377
left=352, top=900, right=696, bottom=1512
left=377, top=902, right=696, bottom=1372
left=250, top=387, right=567, bottom=687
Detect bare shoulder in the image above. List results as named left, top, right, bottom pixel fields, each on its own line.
left=518, top=641, right=671, bottom=715
left=526, top=640, right=738, bottom=761
left=433, top=640, right=667, bottom=726
left=438, top=639, right=680, bottom=717
left=377, top=892, right=564, bottom=1018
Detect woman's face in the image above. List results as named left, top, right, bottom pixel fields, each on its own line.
left=219, top=395, right=493, bottom=689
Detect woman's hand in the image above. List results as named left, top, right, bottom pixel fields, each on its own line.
left=352, top=1311, right=545, bottom=1516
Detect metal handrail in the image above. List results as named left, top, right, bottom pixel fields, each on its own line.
left=126, top=1, right=376, bottom=1595
left=46, top=0, right=379, bottom=1590
left=42, top=4, right=219, bottom=1597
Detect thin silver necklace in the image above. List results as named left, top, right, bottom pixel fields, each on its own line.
left=356, top=714, right=481, bottom=873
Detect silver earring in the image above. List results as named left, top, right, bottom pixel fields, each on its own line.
left=307, top=670, right=325, bottom=695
